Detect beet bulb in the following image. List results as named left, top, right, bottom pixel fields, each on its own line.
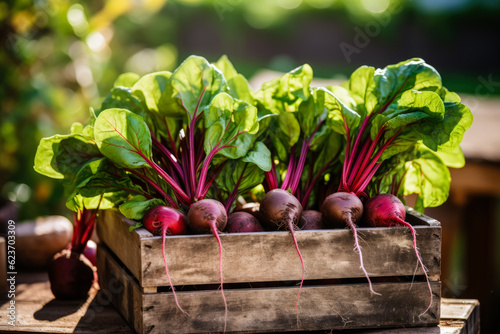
left=48, top=249, right=95, bottom=300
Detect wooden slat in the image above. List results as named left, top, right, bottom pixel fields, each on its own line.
left=0, top=271, right=133, bottom=334
left=441, top=299, right=480, bottom=334
left=144, top=283, right=440, bottom=333
left=97, top=244, right=440, bottom=334
left=98, top=209, right=441, bottom=287
left=96, top=210, right=143, bottom=283
left=140, top=226, right=440, bottom=287
left=97, top=244, right=143, bottom=334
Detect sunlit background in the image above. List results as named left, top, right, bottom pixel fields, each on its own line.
left=1, top=0, right=499, bottom=332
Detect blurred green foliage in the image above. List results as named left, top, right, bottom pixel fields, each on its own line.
left=1, top=0, right=499, bottom=220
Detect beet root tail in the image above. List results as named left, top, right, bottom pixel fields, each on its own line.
left=396, top=218, right=433, bottom=316
left=162, top=231, right=189, bottom=316
left=211, top=223, right=228, bottom=333
left=345, top=217, right=381, bottom=296
left=288, top=221, right=305, bottom=329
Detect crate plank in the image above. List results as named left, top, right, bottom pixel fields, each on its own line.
left=97, top=244, right=143, bottom=334
left=96, top=209, right=145, bottom=282
left=441, top=299, right=480, bottom=334
left=97, top=209, right=441, bottom=287
left=97, top=244, right=440, bottom=334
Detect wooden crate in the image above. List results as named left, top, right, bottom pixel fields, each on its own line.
left=96, top=208, right=441, bottom=334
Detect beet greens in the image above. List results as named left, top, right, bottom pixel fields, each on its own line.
left=256, top=66, right=342, bottom=209
left=326, top=59, right=472, bottom=204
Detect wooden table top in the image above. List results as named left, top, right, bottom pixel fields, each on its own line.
left=0, top=272, right=479, bottom=334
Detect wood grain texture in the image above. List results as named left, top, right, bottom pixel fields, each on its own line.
left=97, top=209, right=441, bottom=287
left=97, top=244, right=441, bottom=334
left=96, top=209, right=143, bottom=283
left=0, top=271, right=133, bottom=333
left=0, top=271, right=479, bottom=334
left=441, top=299, right=480, bottom=334
left=97, top=244, right=143, bottom=334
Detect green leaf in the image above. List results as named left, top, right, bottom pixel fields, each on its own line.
left=270, top=133, right=288, bottom=162
left=426, top=102, right=473, bottom=153
left=100, top=87, right=145, bottom=116
left=204, top=93, right=259, bottom=160
left=114, top=72, right=140, bottom=88
left=94, top=108, right=152, bottom=168
left=255, top=64, right=313, bottom=115
left=438, top=86, right=461, bottom=103
left=213, top=55, right=238, bottom=79
left=274, top=64, right=313, bottom=108
left=215, top=159, right=265, bottom=197
left=242, top=141, right=272, bottom=172
left=326, top=85, right=357, bottom=111
left=129, top=72, right=184, bottom=144
left=171, top=55, right=227, bottom=119
left=374, top=58, right=442, bottom=105
left=371, top=90, right=445, bottom=143
left=322, top=87, right=361, bottom=136
left=131, top=71, right=173, bottom=113
left=213, top=55, right=254, bottom=103
left=64, top=158, right=141, bottom=211
left=403, top=145, right=451, bottom=208
left=297, top=87, right=328, bottom=137
left=435, top=145, right=466, bottom=168
left=129, top=222, right=143, bottom=232
left=311, top=131, right=343, bottom=175
left=34, top=132, right=102, bottom=180
left=278, top=112, right=300, bottom=147
left=345, top=65, right=378, bottom=116
left=119, top=195, right=165, bottom=220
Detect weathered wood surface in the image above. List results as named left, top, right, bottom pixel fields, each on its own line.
left=441, top=299, right=480, bottom=334
left=97, top=209, right=441, bottom=288
left=98, top=243, right=441, bottom=334
left=95, top=209, right=145, bottom=286
left=0, top=271, right=133, bottom=333
left=0, top=271, right=478, bottom=334
left=96, top=243, right=143, bottom=334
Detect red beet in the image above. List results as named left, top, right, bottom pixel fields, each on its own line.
left=259, top=189, right=304, bottom=328
left=143, top=206, right=188, bottom=314
left=364, top=193, right=433, bottom=315
left=321, top=192, right=379, bottom=295
left=301, top=210, right=324, bottom=230
left=187, top=199, right=228, bottom=332
left=226, top=212, right=264, bottom=233
left=48, top=249, right=95, bottom=300
left=49, top=207, right=97, bottom=300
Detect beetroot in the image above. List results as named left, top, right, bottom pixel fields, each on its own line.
left=321, top=192, right=379, bottom=295
left=226, top=212, right=264, bottom=233
left=187, top=199, right=228, bottom=332
left=300, top=210, right=324, bottom=230
left=48, top=249, right=95, bottom=300
left=259, top=189, right=304, bottom=327
left=235, top=202, right=263, bottom=222
left=48, top=207, right=97, bottom=300
left=364, top=193, right=433, bottom=315
left=143, top=206, right=188, bottom=314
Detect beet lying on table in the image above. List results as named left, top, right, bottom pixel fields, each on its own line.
left=48, top=208, right=97, bottom=300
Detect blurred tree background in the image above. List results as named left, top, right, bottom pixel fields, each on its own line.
left=1, top=0, right=499, bottom=331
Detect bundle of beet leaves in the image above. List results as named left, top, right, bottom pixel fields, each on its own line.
left=35, top=55, right=472, bottom=327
